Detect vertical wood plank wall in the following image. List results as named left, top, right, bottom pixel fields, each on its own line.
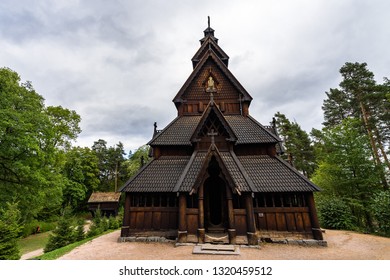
left=254, top=207, right=312, bottom=233
left=129, top=207, right=178, bottom=230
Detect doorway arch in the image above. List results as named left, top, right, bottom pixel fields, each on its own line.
left=203, top=156, right=228, bottom=232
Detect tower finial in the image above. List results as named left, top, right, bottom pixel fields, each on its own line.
left=208, top=16, right=210, bottom=28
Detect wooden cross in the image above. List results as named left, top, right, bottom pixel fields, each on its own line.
left=207, top=129, right=218, bottom=146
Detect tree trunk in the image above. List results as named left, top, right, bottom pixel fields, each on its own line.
left=358, top=99, right=389, bottom=189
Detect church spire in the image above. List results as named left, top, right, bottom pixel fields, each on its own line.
left=200, top=16, right=218, bottom=44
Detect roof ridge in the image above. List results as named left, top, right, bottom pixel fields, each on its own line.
left=118, top=158, right=155, bottom=192
left=147, top=116, right=181, bottom=145
left=173, top=150, right=198, bottom=193
left=247, top=115, right=281, bottom=142
left=228, top=150, right=257, bottom=193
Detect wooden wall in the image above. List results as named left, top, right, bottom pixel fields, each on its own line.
left=254, top=207, right=312, bottom=233
left=128, top=207, right=178, bottom=230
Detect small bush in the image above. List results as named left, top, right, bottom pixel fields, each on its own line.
left=75, top=219, right=85, bottom=241
left=371, top=190, right=390, bottom=236
left=44, top=208, right=77, bottom=253
left=317, top=196, right=354, bottom=230
left=108, top=216, right=120, bottom=229
left=87, top=209, right=104, bottom=238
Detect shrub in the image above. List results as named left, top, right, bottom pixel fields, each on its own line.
left=86, top=209, right=104, bottom=237
left=108, top=216, right=120, bottom=229
left=317, top=196, right=354, bottom=230
left=75, top=219, right=85, bottom=241
left=371, top=190, right=390, bottom=236
left=44, top=210, right=76, bottom=253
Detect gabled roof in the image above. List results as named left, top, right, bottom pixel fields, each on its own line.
left=148, top=116, right=201, bottom=146
left=238, top=155, right=321, bottom=192
left=149, top=114, right=280, bottom=147
left=170, top=144, right=253, bottom=194
left=120, top=152, right=320, bottom=193
left=191, top=101, right=237, bottom=142
left=192, top=36, right=229, bottom=68
left=88, top=192, right=121, bottom=203
left=225, top=115, right=280, bottom=144
left=173, top=49, right=252, bottom=105
left=120, top=156, right=191, bottom=192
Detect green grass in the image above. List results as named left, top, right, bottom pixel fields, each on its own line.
left=18, top=231, right=51, bottom=255
left=32, top=229, right=117, bottom=260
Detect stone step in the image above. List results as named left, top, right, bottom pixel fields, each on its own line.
left=201, top=244, right=235, bottom=251
left=192, top=244, right=240, bottom=255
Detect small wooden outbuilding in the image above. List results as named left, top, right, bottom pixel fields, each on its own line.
left=87, top=192, right=121, bottom=217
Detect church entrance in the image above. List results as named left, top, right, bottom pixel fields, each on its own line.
left=204, top=156, right=228, bottom=233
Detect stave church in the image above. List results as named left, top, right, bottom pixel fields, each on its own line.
left=119, top=19, right=323, bottom=245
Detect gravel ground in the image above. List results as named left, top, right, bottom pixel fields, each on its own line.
left=57, top=229, right=390, bottom=260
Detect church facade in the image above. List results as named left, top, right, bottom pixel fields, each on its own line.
left=119, top=22, right=323, bottom=245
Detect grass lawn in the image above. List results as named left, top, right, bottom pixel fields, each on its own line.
left=18, top=231, right=51, bottom=255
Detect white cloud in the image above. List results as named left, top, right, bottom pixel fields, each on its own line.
left=1, top=0, right=390, bottom=153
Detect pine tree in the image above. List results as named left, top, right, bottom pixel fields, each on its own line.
left=0, top=203, right=22, bottom=260
left=322, top=62, right=389, bottom=189
left=44, top=209, right=76, bottom=253
left=274, top=112, right=316, bottom=177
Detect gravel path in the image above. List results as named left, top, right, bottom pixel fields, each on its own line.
left=57, top=229, right=390, bottom=260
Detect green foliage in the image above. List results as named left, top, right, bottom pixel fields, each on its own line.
left=0, top=202, right=22, bottom=260
left=322, top=62, right=389, bottom=189
left=0, top=67, right=81, bottom=223
left=316, top=196, right=354, bottom=230
left=44, top=209, right=76, bottom=253
left=62, top=147, right=100, bottom=210
left=108, top=215, right=120, bottom=229
left=274, top=112, right=315, bottom=177
left=371, top=191, right=390, bottom=236
left=124, top=145, right=151, bottom=178
left=75, top=219, right=85, bottom=241
left=92, top=139, right=127, bottom=192
left=312, top=118, right=381, bottom=230
left=21, top=220, right=57, bottom=237
left=86, top=209, right=104, bottom=237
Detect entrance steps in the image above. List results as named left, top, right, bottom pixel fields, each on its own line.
left=192, top=243, right=240, bottom=255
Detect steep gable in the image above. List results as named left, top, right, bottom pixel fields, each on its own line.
left=191, top=101, right=237, bottom=146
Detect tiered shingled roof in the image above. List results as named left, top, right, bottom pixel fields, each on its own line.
left=120, top=21, right=320, bottom=196
left=149, top=114, right=280, bottom=146
left=120, top=151, right=319, bottom=194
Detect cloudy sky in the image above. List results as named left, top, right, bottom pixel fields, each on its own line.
left=1, top=0, right=389, bottom=154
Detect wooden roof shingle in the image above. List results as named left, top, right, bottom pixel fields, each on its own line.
left=149, top=114, right=280, bottom=147
left=238, top=155, right=320, bottom=192
left=88, top=192, right=121, bottom=203
left=120, top=156, right=191, bottom=192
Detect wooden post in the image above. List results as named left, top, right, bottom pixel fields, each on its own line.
left=178, top=193, right=187, bottom=243
left=121, top=193, right=131, bottom=237
left=226, top=187, right=236, bottom=244
left=245, top=193, right=258, bottom=245
left=198, top=185, right=205, bottom=243
left=306, top=192, right=323, bottom=240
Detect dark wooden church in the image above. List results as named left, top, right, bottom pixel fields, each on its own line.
left=119, top=21, right=323, bottom=245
